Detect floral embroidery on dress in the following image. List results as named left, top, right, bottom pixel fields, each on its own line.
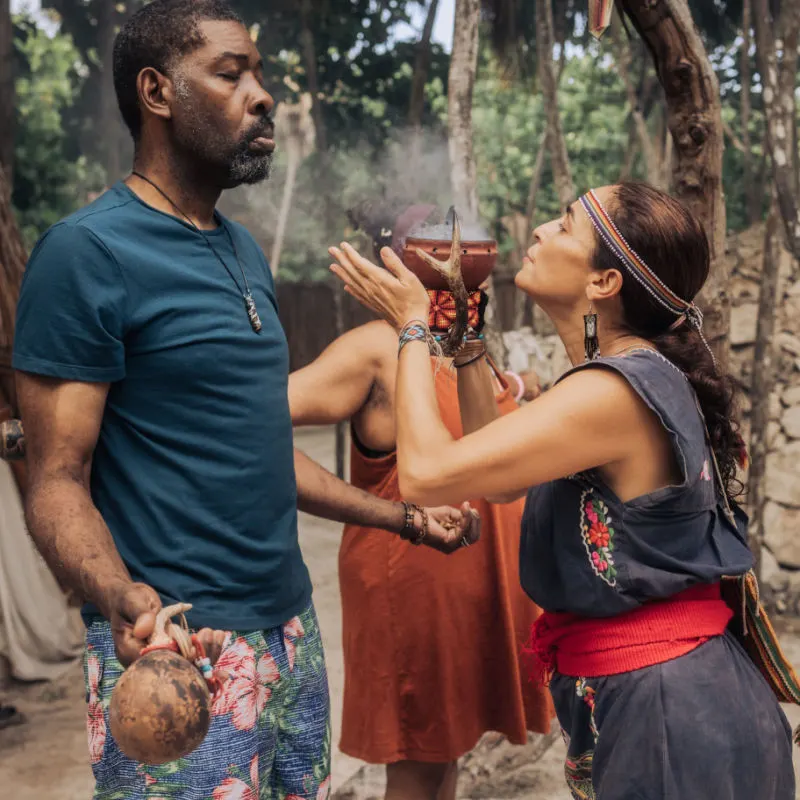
left=576, top=678, right=599, bottom=744
left=700, top=460, right=712, bottom=481
left=564, top=750, right=594, bottom=800
left=580, top=490, right=618, bottom=586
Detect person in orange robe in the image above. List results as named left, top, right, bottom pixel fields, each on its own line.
left=288, top=206, right=554, bottom=800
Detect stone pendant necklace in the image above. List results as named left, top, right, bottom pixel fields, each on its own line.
left=131, top=171, right=262, bottom=333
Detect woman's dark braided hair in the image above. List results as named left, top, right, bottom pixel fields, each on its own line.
left=592, top=183, right=743, bottom=501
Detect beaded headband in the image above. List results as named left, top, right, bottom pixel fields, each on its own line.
left=578, top=189, right=715, bottom=364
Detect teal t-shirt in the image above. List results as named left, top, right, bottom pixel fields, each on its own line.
left=13, top=182, right=311, bottom=631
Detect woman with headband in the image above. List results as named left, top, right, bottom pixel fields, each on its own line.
left=328, top=183, right=795, bottom=799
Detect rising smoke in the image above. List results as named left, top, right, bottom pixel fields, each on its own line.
left=222, top=127, right=488, bottom=279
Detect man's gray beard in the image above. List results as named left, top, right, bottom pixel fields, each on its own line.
left=228, top=151, right=273, bottom=185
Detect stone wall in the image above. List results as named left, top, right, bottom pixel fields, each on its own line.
left=503, top=223, right=800, bottom=613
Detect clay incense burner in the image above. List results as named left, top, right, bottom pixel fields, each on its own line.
left=400, top=207, right=497, bottom=291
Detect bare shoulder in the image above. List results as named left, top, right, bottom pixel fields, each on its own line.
left=346, top=320, right=398, bottom=364
left=556, top=363, right=640, bottom=401
left=535, top=364, right=650, bottom=429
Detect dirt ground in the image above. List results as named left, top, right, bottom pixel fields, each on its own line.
left=2, top=425, right=800, bottom=799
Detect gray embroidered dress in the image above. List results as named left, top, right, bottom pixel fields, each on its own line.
left=519, top=349, right=794, bottom=800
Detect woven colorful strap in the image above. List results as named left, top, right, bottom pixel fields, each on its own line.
left=579, top=190, right=689, bottom=317
left=427, top=289, right=482, bottom=333
left=398, top=320, right=431, bottom=353
left=722, top=571, right=800, bottom=744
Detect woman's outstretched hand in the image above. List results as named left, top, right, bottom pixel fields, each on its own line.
left=329, top=243, right=430, bottom=332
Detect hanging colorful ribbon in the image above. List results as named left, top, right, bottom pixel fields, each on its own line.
left=588, top=0, right=614, bottom=39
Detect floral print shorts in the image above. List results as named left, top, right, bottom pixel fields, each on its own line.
left=83, top=603, right=331, bottom=799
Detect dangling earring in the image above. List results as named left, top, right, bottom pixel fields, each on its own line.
left=584, top=304, right=599, bottom=361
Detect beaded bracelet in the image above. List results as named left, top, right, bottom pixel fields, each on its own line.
left=411, top=506, right=429, bottom=545
left=400, top=501, right=429, bottom=545
left=432, top=331, right=484, bottom=344
left=399, top=320, right=432, bottom=354
left=400, top=501, right=416, bottom=540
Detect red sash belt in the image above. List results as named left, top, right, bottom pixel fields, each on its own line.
left=527, top=584, right=733, bottom=684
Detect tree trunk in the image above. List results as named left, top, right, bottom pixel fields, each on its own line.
left=661, top=117, right=674, bottom=190
left=619, top=120, right=639, bottom=181
left=447, top=0, right=480, bottom=222
left=0, top=0, right=13, bottom=181
left=747, top=208, right=783, bottom=582
left=408, top=0, right=440, bottom=128
left=777, top=3, right=800, bottom=199
left=270, top=145, right=300, bottom=277
left=0, top=165, right=26, bottom=415
left=740, top=0, right=758, bottom=224
left=619, top=0, right=728, bottom=360
left=447, top=0, right=507, bottom=362
left=612, top=20, right=660, bottom=187
left=535, top=0, right=574, bottom=210
left=525, top=130, right=548, bottom=239
left=752, top=0, right=800, bottom=258
left=96, top=0, right=120, bottom=181
left=300, top=0, right=328, bottom=155
left=525, top=57, right=566, bottom=237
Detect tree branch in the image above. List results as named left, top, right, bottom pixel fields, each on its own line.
left=408, top=0, right=441, bottom=128
left=722, top=118, right=747, bottom=153
left=619, top=0, right=728, bottom=356
left=535, top=0, right=574, bottom=209
left=612, top=14, right=660, bottom=186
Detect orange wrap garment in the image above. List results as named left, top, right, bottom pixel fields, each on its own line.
left=338, top=364, right=554, bottom=763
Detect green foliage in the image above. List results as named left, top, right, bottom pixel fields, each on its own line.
left=12, top=13, right=104, bottom=247
left=232, top=0, right=449, bottom=146
left=463, top=42, right=632, bottom=258
left=8, top=0, right=793, bottom=271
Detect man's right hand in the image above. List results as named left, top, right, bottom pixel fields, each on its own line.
left=107, top=582, right=230, bottom=668
left=108, top=582, right=162, bottom=667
